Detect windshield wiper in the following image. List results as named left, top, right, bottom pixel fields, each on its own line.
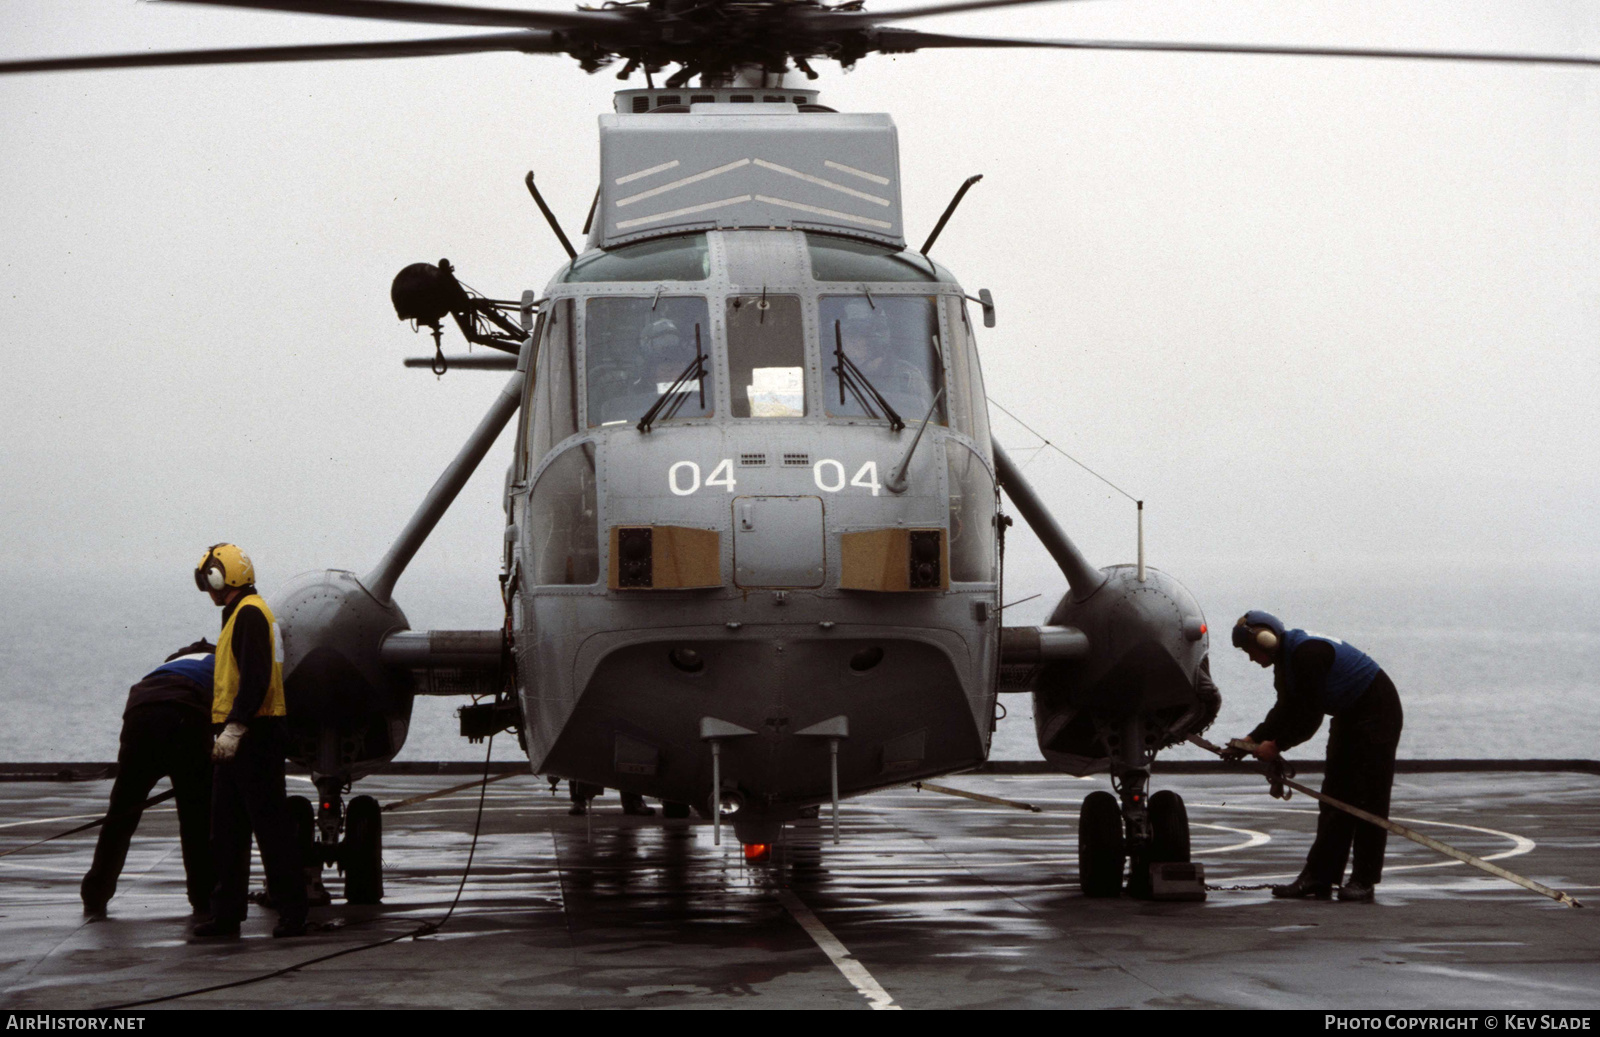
left=637, top=324, right=706, bottom=433
left=832, top=320, right=905, bottom=432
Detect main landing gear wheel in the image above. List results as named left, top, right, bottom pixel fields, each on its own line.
left=341, top=794, right=383, bottom=905
left=1078, top=790, right=1126, bottom=898
left=1127, top=789, right=1192, bottom=899
left=1148, top=790, right=1191, bottom=864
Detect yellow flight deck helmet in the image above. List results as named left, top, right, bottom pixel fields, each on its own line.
left=194, top=543, right=255, bottom=592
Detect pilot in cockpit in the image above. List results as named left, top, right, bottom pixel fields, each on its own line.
left=638, top=317, right=689, bottom=391
left=590, top=313, right=705, bottom=425
left=836, top=299, right=933, bottom=409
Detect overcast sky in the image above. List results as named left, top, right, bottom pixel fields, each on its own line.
left=1, top=0, right=1596, bottom=620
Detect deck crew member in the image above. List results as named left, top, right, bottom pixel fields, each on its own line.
left=190, top=544, right=309, bottom=939
left=81, top=641, right=218, bottom=917
left=1223, top=610, right=1403, bottom=903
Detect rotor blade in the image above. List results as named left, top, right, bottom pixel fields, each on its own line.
left=162, top=0, right=630, bottom=34
left=0, top=31, right=560, bottom=75
left=812, top=0, right=1095, bottom=29
left=873, top=29, right=1600, bottom=68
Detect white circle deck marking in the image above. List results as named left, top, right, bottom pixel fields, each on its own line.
left=1216, top=814, right=1536, bottom=883
left=1190, top=822, right=1273, bottom=855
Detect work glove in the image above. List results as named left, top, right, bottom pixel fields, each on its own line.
left=1220, top=737, right=1257, bottom=762
left=212, top=722, right=247, bottom=762
left=1264, top=755, right=1296, bottom=800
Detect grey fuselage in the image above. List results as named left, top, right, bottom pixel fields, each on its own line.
left=506, top=228, right=1001, bottom=825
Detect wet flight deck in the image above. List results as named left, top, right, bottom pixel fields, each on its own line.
left=2, top=767, right=1596, bottom=1009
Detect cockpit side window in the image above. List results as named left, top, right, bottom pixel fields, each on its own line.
left=820, top=295, right=946, bottom=425
left=726, top=294, right=806, bottom=418
left=529, top=299, right=579, bottom=464
left=947, top=440, right=997, bottom=583
left=945, top=297, right=992, bottom=454
left=513, top=308, right=547, bottom=484
left=528, top=442, right=599, bottom=586
left=584, top=296, right=713, bottom=427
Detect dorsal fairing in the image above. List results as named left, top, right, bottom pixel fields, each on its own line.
left=593, top=106, right=906, bottom=250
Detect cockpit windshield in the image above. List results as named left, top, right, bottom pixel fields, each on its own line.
left=806, top=233, right=954, bottom=283
left=585, top=296, right=713, bottom=427
left=820, top=295, right=946, bottom=424
left=563, top=234, right=709, bottom=283
left=727, top=294, right=806, bottom=418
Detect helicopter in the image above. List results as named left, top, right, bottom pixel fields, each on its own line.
left=3, top=0, right=1595, bottom=904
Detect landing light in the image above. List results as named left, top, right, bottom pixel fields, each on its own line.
left=744, top=843, right=772, bottom=863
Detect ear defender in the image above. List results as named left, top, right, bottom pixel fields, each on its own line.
left=194, top=545, right=223, bottom=593
left=1232, top=610, right=1285, bottom=653
left=195, top=543, right=252, bottom=592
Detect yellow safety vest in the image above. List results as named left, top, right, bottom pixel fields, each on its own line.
left=213, top=594, right=286, bottom=723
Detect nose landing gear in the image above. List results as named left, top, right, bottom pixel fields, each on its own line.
left=289, top=780, right=385, bottom=905
left=1076, top=714, right=1205, bottom=900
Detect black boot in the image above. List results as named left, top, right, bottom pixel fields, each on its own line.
left=620, top=793, right=655, bottom=816
left=273, top=914, right=308, bottom=938
left=1337, top=880, right=1376, bottom=902
left=191, top=918, right=241, bottom=940
left=1271, top=876, right=1334, bottom=900
left=80, top=877, right=109, bottom=918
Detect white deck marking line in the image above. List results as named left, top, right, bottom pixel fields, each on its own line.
left=752, top=158, right=890, bottom=206
left=615, top=158, right=750, bottom=207
left=615, top=159, right=680, bottom=185
left=754, top=195, right=893, bottom=230
left=0, top=860, right=94, bottom=876
left=1401, top=964, right=1598, bottom=997
left=0, top=813, right=106, bottom=831
left=1189, top=822, right=1272, bottom=855
left=615, top=195, right=752, bottom=229
left=824, top=159, right=891, bottom=186
left=775, top=889, right=900, bottom=1010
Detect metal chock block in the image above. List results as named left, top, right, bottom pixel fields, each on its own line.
left=1148, top=861, right=1207, bottom=902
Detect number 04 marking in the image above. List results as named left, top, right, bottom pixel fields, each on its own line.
left=668, top=458, right=737, bottom=495
left=813, top=459, right=880, bottom=496
left=669, top=458, right=876, bottom=496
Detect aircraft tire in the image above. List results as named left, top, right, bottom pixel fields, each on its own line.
left=287, top=795, right=315, bottom=866
left=342, top=794, right=383, bottom=905
left=1078, top=790, right=1126, bottom=898
left=1148, top=790, right=1191, bottom=863
left=661, top=801, right=691, bottom=819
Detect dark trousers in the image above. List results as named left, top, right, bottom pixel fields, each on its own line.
left=209, top=720, right=307, bottom=924
left=83, top=703, right=214, bottom=911
left=1304, top=671, right=1404, bottom=886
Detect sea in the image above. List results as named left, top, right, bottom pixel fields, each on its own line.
left=2, top=559, right=1595, bottom=765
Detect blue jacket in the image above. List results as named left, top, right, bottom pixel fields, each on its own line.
left=1278, top=629, right=1380, bottom=714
